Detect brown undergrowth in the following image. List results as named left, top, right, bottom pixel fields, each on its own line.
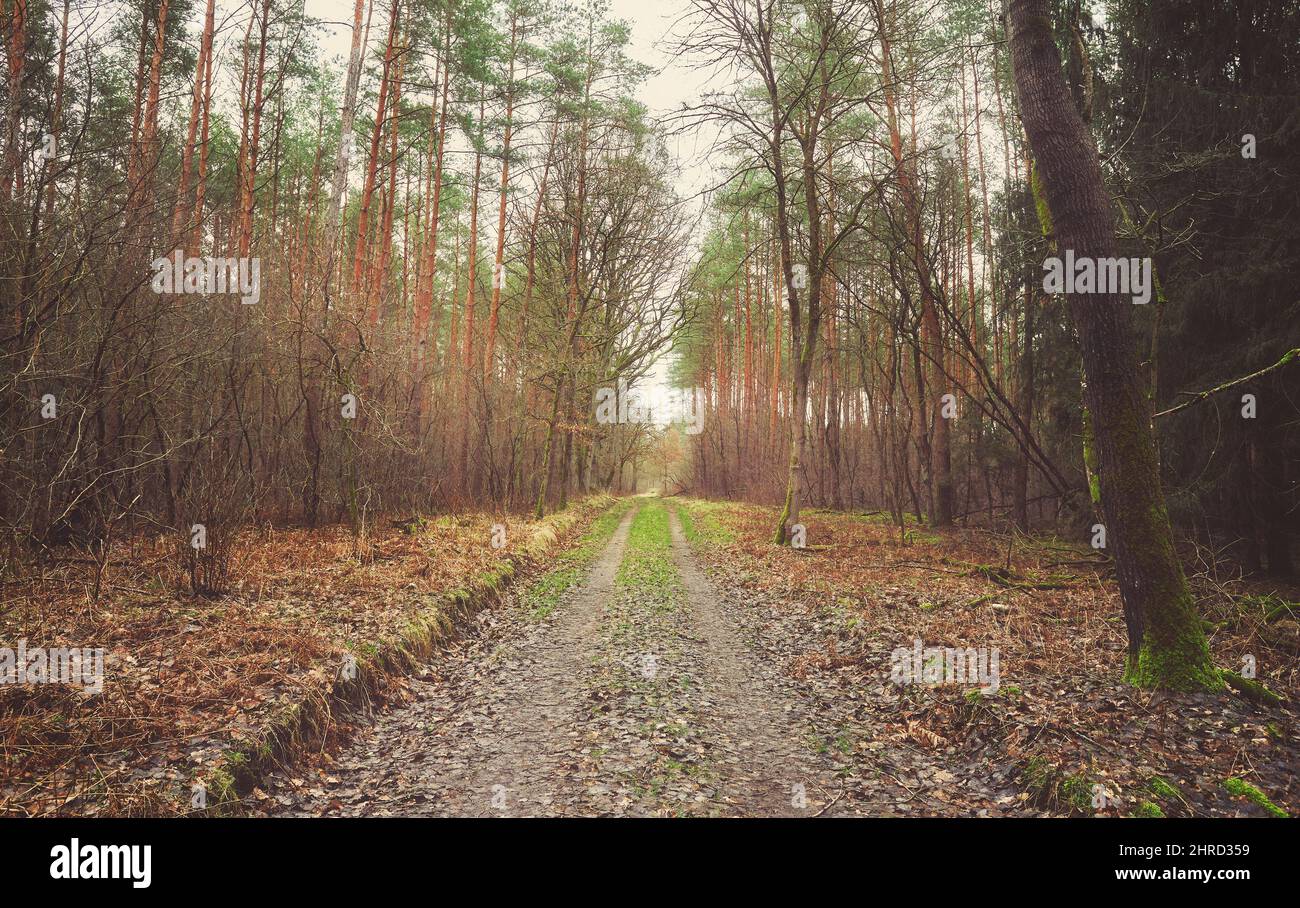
left=678, top=497, right=1298, bottom=818
left=0, top=496, right=616, bottom=816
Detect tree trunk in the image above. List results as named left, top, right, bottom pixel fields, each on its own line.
left=352, top=0, right=400, bottom=298
left=237, top=0, right=271, bottom=259
left=413, top=13, right=452, bottom=366
left=172, top=0, right=214, bottom=247
left=484, top=11, right=518, bottom=377
left=370, top=27, right=406, bottom=323
left=327, top=0, right=368, bottom=262
left=1006, top=0, right=1219, bottom=690
left=875, top=0, right=952, bottom=525
left=44, top=0, right=70, bottom=219
left=1, top=0, right=26, bottom=199
left=191, top=9, right=216, bottom=252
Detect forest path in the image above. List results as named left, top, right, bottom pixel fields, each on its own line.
left=256, top=498, right=894, bottom=816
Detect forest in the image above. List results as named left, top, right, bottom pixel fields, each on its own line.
left=0, top=0, right=1297, bottom=827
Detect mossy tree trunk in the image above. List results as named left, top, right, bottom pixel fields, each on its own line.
left=1006, top=0, right=1219, bottom=690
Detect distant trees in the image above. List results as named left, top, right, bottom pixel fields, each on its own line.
left=672, top=0, right=1295, bottom=687
left=679, top=0, right=887, bottom=544
left=1, top=0, right=1294, bottom=685
left=1103, top=0, right=1299, bottom=578
left=0, top=0, right=690, bottom=575
left=678, top=0, right=1049, bottom=538
left=675, top=0, right=1295, bottom=541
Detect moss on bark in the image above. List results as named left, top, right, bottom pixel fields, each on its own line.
left=1122, top=584, right=1221, bottom=690
left=1082, top=406, right=1101, bottom=509
left=1221, top=670, right=1283, bottom=706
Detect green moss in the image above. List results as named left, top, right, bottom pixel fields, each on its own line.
left=1124, top=642, right=1222, bottom=691
left=1149, top=776, right=1181, bottom=801
left=1082, top=407, right=1101, bottom=508
left=1122, top=585, right=1223, bottom=692
left=1131, top=801, right=1165, bottom=818
left=1221, top=670, right=1283, bottom=707
left=773, top=474, right=797, bottom=545
left=1030, top=158, right=1054, bottom=239
left=1223, top=777, right=1289, bottom=817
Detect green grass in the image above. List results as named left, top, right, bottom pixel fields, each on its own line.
left=1236, top=592, right=1298, bottom=623
left=1060, top=773, right=1095, bottom=812
left=523, top=499, right=633, bottom=619
left=1149, top=776, right=1183, bottom=806
left=675, top=499, right=736, bottom=546
left=616, top=499, right=682, bottom=607
left=1021, top=756, right=1098, bottom=814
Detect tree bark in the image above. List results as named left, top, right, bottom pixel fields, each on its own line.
left=484, top=10, right=518, bottom=377
left=327, top=0, right=368, bottom=260
left=352, top=0, right=400, bottom=297
left=413, top=13, right=452, bottom=366
left=1006, top=0, right=1219, bottom=690
left=875, top=0, right=952, bottom=526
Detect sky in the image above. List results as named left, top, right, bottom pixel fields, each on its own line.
left=608, top=0, right=717, bottom=198
left=606, top=0, right=717, bottom=416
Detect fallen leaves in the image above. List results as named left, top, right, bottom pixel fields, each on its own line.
left=680, top=498, right=1299, bottom=818
left=0, top=497, right=613, bottom=816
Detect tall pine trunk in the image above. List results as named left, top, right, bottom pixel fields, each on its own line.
left=484, top=11, right=518, bottom=377
left=875, top=0, right=952, bottom=526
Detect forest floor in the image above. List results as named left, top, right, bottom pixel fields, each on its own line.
left=5, top=494, right=1296, bottom=818
left=258, top=497, right=863, bottom=816
left=252, top=495, right=1298, bottom=818
left=0, top=495, right=616, bottom=817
